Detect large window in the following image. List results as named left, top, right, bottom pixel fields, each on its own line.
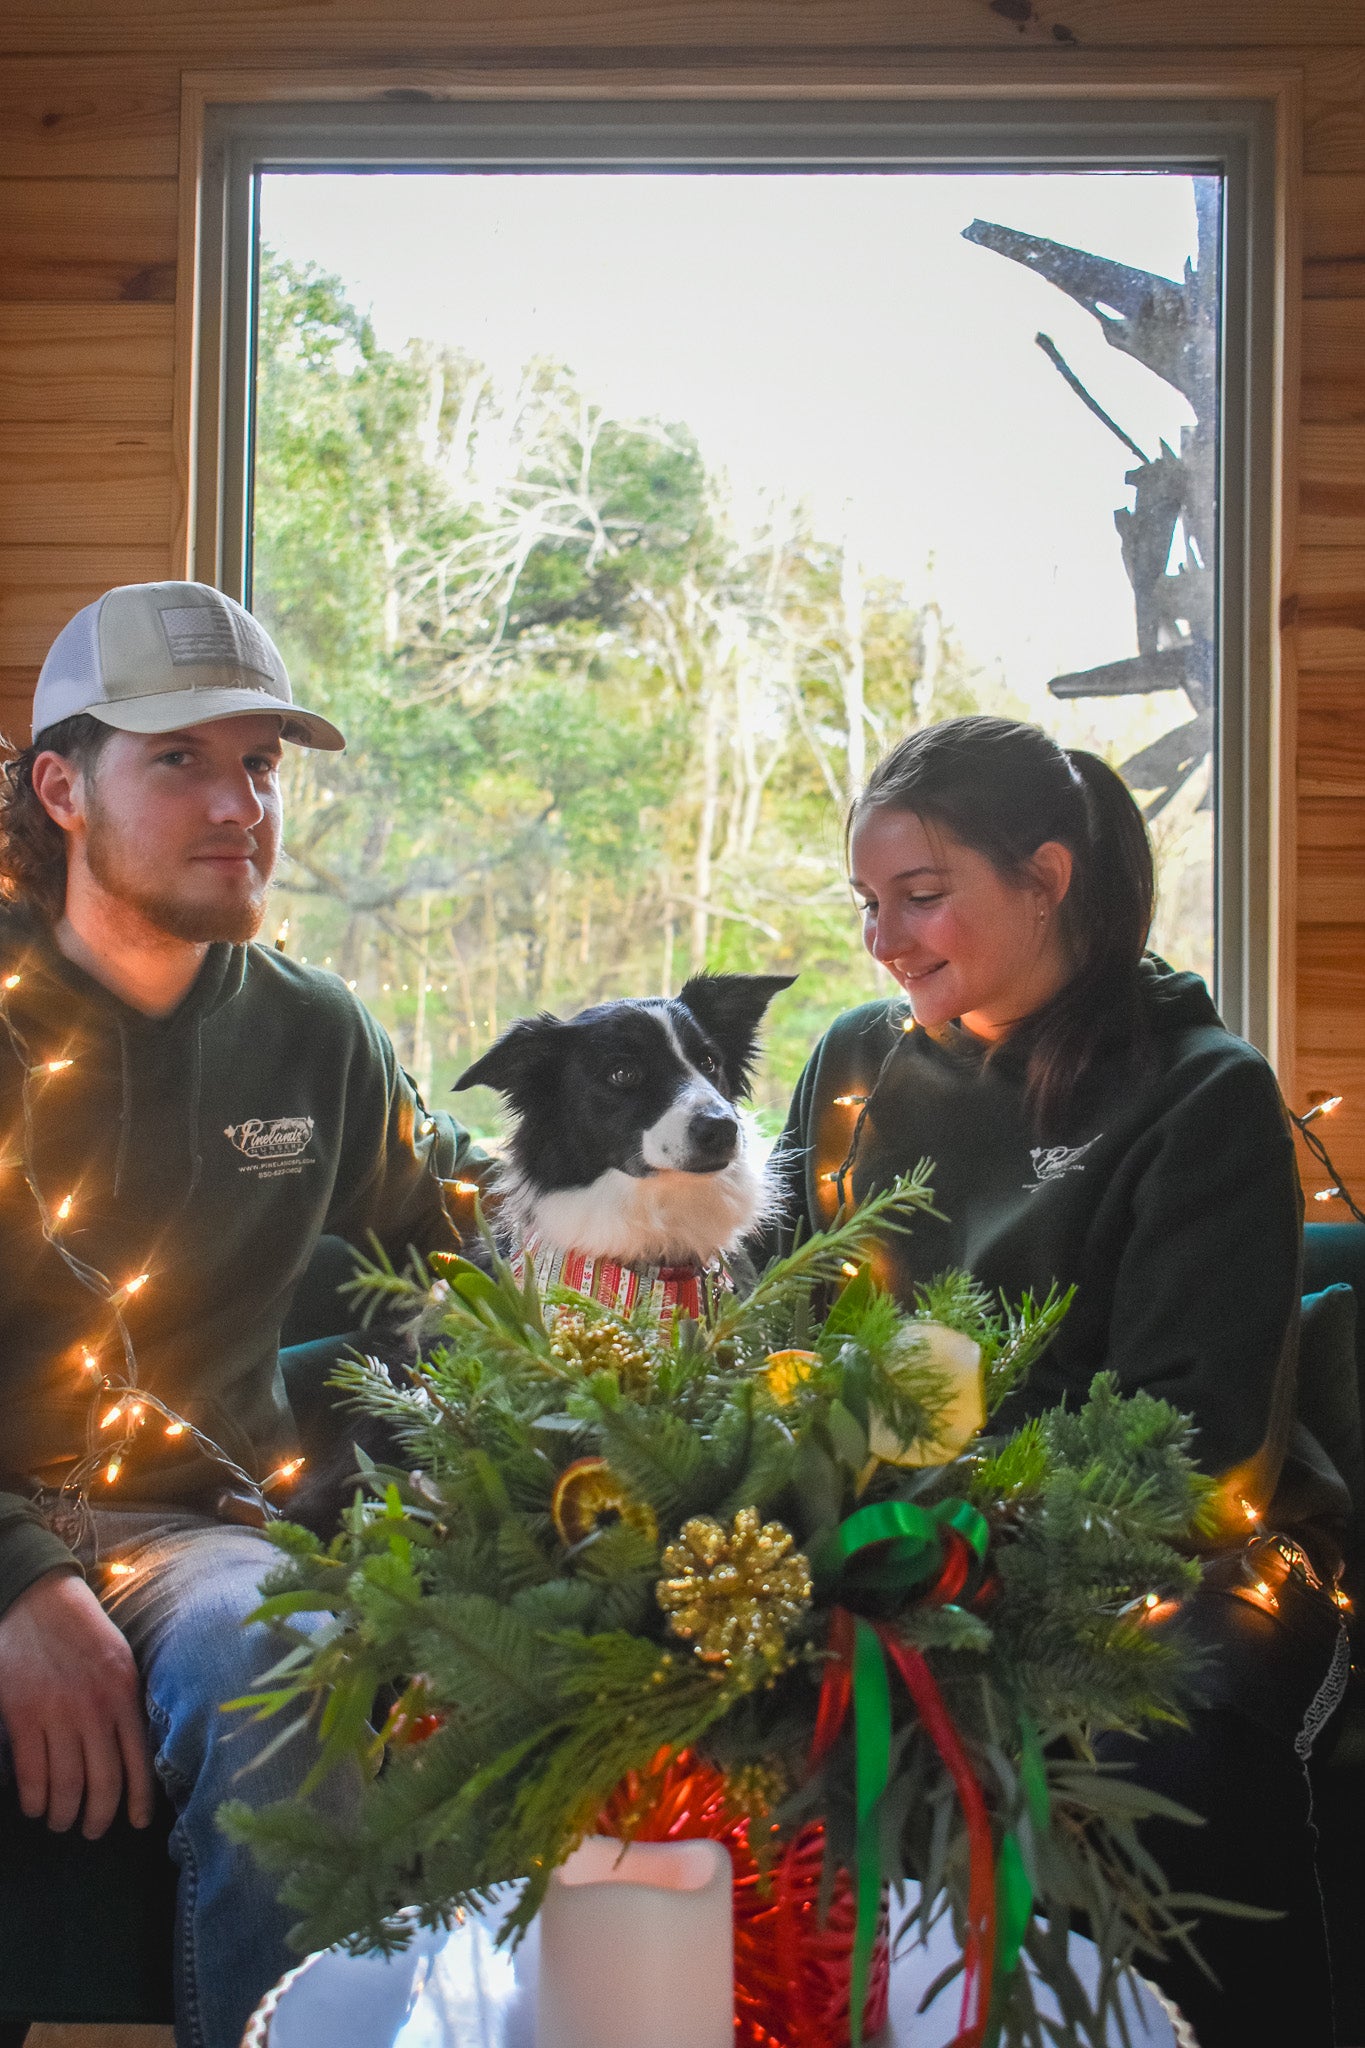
left=193, top=99, right=1278, bottom=1129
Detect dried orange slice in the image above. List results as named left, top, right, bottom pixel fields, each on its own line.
left=551, top=1456, right=658, bottom=1546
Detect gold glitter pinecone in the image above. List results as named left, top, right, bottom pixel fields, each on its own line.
left=549, top=1307, right=654, bottom=1389
left=656, top=1508, right=813, bottom=1667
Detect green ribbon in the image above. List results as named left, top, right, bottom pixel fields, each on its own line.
left=983, top=1716, right=1051, bottom=2048
left=816, top=1497, right=990, bottom=2048
left=849, top=1615, right=892, bottom=2041
left=817, top=1495, right=989, bottom=1596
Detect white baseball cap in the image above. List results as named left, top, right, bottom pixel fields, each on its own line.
left=33, top=581, right=345, bottom=752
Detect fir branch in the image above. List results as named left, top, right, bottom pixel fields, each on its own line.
left=710, top=1167, right=940, bottom=1350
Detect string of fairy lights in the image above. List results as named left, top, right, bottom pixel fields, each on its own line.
left=3, top=932, right=1359, bottom=1615
left=1292, top=1095, right=1365, bottom=1224
left=0, top=970, right=305, bottom=1550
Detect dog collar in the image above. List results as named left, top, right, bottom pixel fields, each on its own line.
left=512, top=1238, right=728, bottom=1323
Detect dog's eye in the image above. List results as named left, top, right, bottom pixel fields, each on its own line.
left=607, top=1064, right=641, bottom=1090
left=696, top=1052, right=718, bottom=1076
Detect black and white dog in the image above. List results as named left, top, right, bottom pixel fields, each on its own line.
left=287, top=974, right=792, bottom=1532
left=454, top=973, right=795, bottom=1270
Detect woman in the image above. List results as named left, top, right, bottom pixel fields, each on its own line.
left=772, top=715, right=1347, bottom=2048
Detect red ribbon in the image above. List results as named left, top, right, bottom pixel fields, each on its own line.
left=810, top=1589, right=997, bottom=2048
left=880, top=1632, right=996, bottom=2046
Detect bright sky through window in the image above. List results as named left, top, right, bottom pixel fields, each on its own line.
left=261, top=172, right=1201, bottom=711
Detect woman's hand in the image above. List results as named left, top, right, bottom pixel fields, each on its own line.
left=0, top=1568, right=154, bottom=1837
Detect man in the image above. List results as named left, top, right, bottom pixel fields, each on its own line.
left=0, top=581, right=484, bottom=2047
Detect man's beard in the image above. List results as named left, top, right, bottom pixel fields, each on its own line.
left=85, top=803, right=271, bottom=945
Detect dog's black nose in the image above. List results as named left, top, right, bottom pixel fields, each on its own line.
left=688, top=1106, right=739, bottom=1166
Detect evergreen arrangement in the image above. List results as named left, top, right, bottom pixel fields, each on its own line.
left=224, top=1173, right=1218, bottom=2048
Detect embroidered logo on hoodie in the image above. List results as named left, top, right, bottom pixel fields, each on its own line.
left=224, top=1116, right=316, bottom=1180
left=1026, top=1136, right=1101, bottom=1190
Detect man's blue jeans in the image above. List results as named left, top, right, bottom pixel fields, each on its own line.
left=90, top=1507, right=354, bottom=2048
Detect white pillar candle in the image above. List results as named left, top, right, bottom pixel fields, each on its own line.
left=536, top=1835, right=733, bottom=2048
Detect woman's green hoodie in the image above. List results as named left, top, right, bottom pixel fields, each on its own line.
left=772, top=957, right=1348, bottom=1558
left=0, top=907, right=483, bottom=1614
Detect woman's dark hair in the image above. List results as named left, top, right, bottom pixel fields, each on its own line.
left=0, top=713, right=114, bottom=922
left=851, top=714, right=1156, bottom=1134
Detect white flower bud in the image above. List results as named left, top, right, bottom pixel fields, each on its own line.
left=868, top=1321, right=984, bottom=1467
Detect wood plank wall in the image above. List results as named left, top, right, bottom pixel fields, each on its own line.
left=0, top=2, right=1361, bottom=1194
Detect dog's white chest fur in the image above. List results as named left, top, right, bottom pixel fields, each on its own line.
left=500, top=1110, right=774, bottom=1268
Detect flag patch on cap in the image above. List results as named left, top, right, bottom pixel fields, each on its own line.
left=158, top=604, right=277, bottom=679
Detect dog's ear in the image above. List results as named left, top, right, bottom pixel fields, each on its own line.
left=454, top=1013, right=566, bottom=1099
left=676, top=973, right=797, bottom=1097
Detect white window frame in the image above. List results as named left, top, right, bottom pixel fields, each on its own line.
left=186, top=92, right=1283, bottom=1051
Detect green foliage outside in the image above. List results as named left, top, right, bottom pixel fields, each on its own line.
left=253, top=251, right=999, bottom=1136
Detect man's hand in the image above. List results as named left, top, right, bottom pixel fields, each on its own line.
left=0, top=1569, right=154, bottom=1837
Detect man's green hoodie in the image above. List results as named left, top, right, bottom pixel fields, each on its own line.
left=772, top=957, right=1349, bottom=1558
left=0, top=906, right=483, bottom=1615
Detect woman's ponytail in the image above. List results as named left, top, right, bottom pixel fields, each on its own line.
left=1028, top=747, right=1155, bottom=1131
left=853, top=717, right=1157, bottom=1137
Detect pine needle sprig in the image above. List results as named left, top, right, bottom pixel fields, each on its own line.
left=712, top=1166, right=940, bottom=1353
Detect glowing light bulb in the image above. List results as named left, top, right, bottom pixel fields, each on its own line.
left=1303, top=1095, right=1344, bottom=1123
left=1240, top=1497, right=1261, bottom=1524
left=265, top=1456, right=306, bottom=1489
left=1144, top=1592, right=1161, bottom=1609
left=128, top=1402, right=145, bottom=1424
left=81, top=1350, right=99, bottom=1375
left=44, top=1059, right=73, bottom=1074
left=100, top=1402, right=124, bottom=1429
left=55, top=1194, right=73, bottom=1222
left=2, top=974, right=20, bottom=990
left=164, top=1420, right=187, bottom=1438
left=1254, top=1580, right=1272, bottom=1599
left=1333, top=1587, right=1353, bottom=1612
left=833, top=1095, right=867, bottom=1108
left=901, top=1017, right=916, bottom=1033
left=119, top=1272, right=150, bottom=1300
left=840, top=1261, right=860, bottom=1278
left=1314, top=1187, right=1341, bottom=1203
left=104, top=1456, right=122, bottom=1484
left=106, top=1560, right=134, bottom=1578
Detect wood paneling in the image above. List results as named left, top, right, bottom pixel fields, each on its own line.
left=1299, top=926, right=1365, bottom=1052
left=0, top=178, right=177, bottom=302
left=1302, top=299, right=1365, bottom=422
left=1299, top=841, right=1365, bottom=924
left=1301, top=423, right=1365, bottom=548
left=1295, top=550, right=1365, bottom=674
left=0, top=62, right=181, bottom=178
left=0, top=425, right=175, bottom=548
left=1299, top=675, right=1365, bottom=799
left=1304, top=53, right=1365, bottom=173
left=0, top=672, right=38, bottom=742
left=1299, top=793, right=1365, bottom=851
left=2, top=0, right=1365, bottom=54
left=0, top=306, right=175, bottom=424
left=0, top=547, right=172, bottom=668
left=1303, top=171, right=1365, bottom=298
